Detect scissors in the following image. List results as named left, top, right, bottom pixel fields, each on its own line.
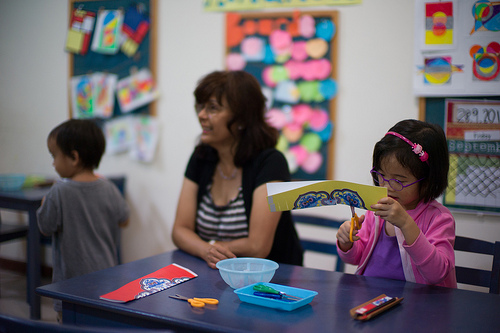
left=253, top=284, right=301, bottom=300
left=349, top=205, right=361, bottom=242
left=169, top=294, right=219, bottom=308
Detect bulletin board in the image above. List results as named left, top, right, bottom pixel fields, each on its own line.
left=421, top=96, right=500, bottom=214
left=67, top=0, right=157, bottom=118
left=225, top=11, right=338, bottom=181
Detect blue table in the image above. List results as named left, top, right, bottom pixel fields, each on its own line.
left=0, top=187, right=51, bottom=320
left=37, top=250, right=500, bottom=332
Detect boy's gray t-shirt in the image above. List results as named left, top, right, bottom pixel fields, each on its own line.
left=37, top=178, right=129, bottom=310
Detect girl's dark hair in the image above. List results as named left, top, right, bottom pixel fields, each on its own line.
left=193, top=70, right=278, bottom=166
left=372, top=119, right=449, bottom=203
left=49, top=119, right=106, bottom=170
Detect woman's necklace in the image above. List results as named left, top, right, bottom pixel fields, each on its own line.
left=218, top=164, right=237, bottom=180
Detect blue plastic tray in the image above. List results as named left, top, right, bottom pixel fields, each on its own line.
left=234, top=282, right=318, bottom=311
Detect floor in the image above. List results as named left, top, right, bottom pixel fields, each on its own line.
left=0, top=267, right=58, bottom=322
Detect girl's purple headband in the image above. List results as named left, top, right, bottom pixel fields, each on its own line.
left=385, top=131, right=429, bottom=163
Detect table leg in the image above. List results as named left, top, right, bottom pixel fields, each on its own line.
left=27, top=209, right=41, bottom=320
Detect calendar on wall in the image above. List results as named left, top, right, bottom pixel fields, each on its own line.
left=443, top=99, right=500, bottom=213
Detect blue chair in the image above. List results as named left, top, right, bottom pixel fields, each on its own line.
left=0, top=313, right=173, bottom=333
left=292, top=214, right=345, bottom=272
left=454, top=236, right=500, bottom=294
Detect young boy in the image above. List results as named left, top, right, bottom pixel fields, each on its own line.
left=37, top=119, right=129, bottom=319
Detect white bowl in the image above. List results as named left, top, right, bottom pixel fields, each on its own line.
left=216, top=257, right=279, bottom=289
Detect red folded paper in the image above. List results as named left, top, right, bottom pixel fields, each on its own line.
left=100, top=263, right=197, bottom=303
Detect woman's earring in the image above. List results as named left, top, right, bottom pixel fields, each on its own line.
left=238, top=126, right=243, bottom=130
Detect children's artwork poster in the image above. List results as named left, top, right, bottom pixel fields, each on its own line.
left=70, top=75, right=94, bottom=119
left=129, top=115, right=160, bottom=163
left=65, top=7, right=96, bottom=55
left=121, top=4, right=150, bottom=57
left=69, top=0, right=156, bottom=121
left=91, top=9, right=124, bottom=55
left=422, top=1, right=456, bottom=50
left=104, top=115, right=159, bottom=163
left=70, top=73, right=118, bottom=119
left=93, top=72, right=118, bottom=118
left=116, top=68, right=159, bottom=113
left=204, top=0, right=361, bottom=12
left=105, top=116, right=133, bottom=155
left=413, top=0, right=500, bottom=96
left=226, top=11, right=338, bottom=180
left=266, top=180, right=387, bottom=213
left=443, top=99, right=500, bottom=213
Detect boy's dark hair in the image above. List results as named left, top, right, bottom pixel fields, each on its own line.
left=372, top=119, right=449, bottom=203
left=193, top=70, right=278, bottom=167
left=49, top=119, right=106, bottom=170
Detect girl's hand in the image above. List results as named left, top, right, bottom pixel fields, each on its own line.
left=203, top=241, right=236, bottom=269
left=336, top=215, right=365, bottom=252
left=371, top=197, right=411, bottom=229
left=371, top=198, right=420, bottom=245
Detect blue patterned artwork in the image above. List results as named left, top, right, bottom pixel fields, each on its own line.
left=293, top=189, right=366, bottom=210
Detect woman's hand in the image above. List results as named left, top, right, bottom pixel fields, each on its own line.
left=203, top=241, right=236, bottom=269
left=336, top=215, right=365, bottom=252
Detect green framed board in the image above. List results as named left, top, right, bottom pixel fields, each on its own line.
left=68, top=0, right=157, bottom=118
left=421, top=96, right=500, bottom=214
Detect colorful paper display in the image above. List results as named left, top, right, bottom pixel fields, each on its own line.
left=226, top=11, right=338, bottom=179
left=104, top=115, right=160, bottom=163
left=116, top=68, right=159, bottom=113
left=91, top=9, right=124, bottom=54
left=121, top=5, right=150, bottom=57
left=66, top=2, right=157, bottom=164
left=425, top=2, right=454, bottom=45
left=104, top=116, right=133, bottom=155
left=267, top=180, right=387, bottom=212
left=414, top=0, right=500, bottom=96
left=65, top=8, right=96, bottom=55
left=129, top=115, right=160, bottom=163
left=70, top=73, right=118, bottom=119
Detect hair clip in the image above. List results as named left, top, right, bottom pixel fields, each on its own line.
left=385, top=131, right=429, bottom=163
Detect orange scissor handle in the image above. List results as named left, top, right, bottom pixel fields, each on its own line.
left=170, top=294, right=219, bottom=308
left=187, top=298, right=206, bottom=307
left=193, top=297, right=219, bottom=305
left=349, top=213, right=360, bottom=242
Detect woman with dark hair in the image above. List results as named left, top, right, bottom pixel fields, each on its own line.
left=172, top=70, right=303, bottom=268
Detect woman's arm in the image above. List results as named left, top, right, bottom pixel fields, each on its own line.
left=171, top=177, right=235, bottom=268
left=222, top=182, right=281, bottom=258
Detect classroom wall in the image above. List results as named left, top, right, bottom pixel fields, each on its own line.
left=0, top=1, right=498, bottom=279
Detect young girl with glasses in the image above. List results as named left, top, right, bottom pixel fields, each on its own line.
left=336, top=119, right=456, bottom=288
